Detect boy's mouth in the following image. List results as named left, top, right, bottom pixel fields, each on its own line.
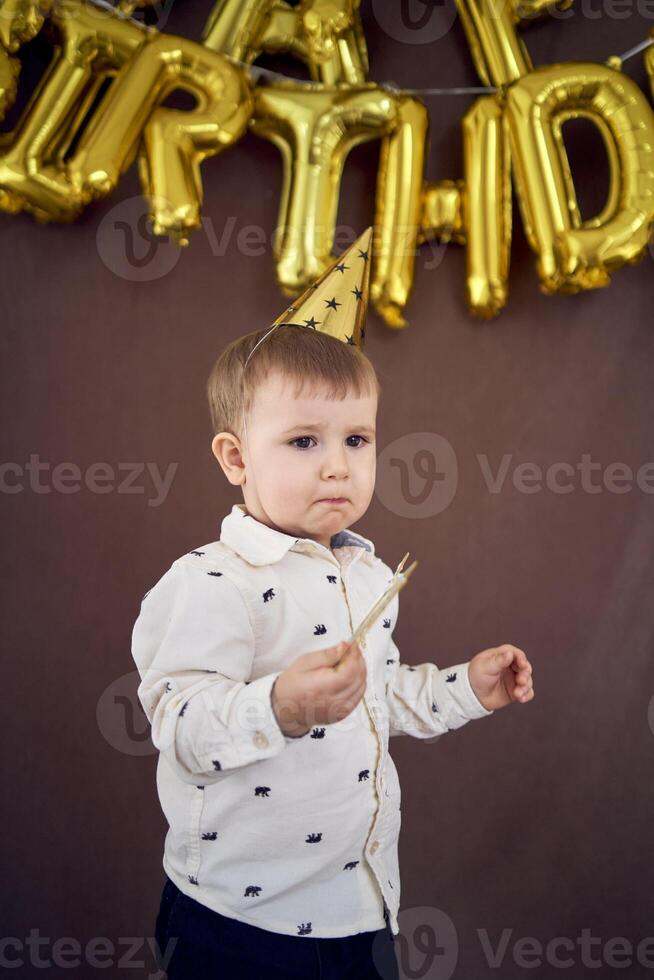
left=318, top=497, right=348, bottom=505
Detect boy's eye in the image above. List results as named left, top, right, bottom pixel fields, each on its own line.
left=291, top=436, right=315, bottom=450
left=289, top=435, right=370, bottom=450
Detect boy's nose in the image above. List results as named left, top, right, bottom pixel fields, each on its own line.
left=321, top=450, right=349, bottom=481
left=323, top=466, right=348, bottom=482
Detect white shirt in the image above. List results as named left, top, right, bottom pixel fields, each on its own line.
left=131, top=502, right=493, bottom=939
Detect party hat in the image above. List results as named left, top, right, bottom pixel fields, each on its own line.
left=270, top=226, right=372, bottom=349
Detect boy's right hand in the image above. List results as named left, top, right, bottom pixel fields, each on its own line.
left=271, top=640, right=367, bottom=738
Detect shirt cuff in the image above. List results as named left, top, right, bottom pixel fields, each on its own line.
left=444, top=661, right=494, bottom=720
left=195, top=671, right=292, bottom=771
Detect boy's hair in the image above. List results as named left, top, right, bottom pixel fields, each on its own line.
left=207, top=324, right=382, bottom=438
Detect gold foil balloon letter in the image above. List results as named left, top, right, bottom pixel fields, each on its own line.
left=462, top=95, right=511, bottom=318
left=249, top=81, right=417, bottom=302
left=69, top=35, right=252, bottom=245
left=506, top=62, right=654, bottom=292
left=0, top=0, right=149, bottom=220
left=203, top=0, right=368, bottom=85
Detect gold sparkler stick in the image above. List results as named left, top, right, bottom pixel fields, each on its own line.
left=332, top=552, right=418, bottom=671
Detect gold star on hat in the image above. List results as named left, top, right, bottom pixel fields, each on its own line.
left=270, top=226, right=372, bottom=349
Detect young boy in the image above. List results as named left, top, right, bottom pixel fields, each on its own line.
left=131, top=229, right=534, bottom=980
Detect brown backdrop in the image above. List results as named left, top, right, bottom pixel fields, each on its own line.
left=2, top=2, right=654, bottom=978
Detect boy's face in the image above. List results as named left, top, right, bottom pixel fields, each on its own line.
left=224, top=370, right=377, bottom=548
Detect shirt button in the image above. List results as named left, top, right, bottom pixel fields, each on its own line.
left=253, top=732, right=269, bottom=748
left=369, top=840, right=380, bottom=854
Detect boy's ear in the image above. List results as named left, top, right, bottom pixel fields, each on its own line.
left=211, top=432, right=246, bottom=486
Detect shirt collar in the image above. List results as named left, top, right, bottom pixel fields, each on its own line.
left=219, top=502, right=377, bottom=567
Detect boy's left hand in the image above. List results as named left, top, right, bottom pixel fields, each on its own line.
left=468, top=645, right=534, bottom=711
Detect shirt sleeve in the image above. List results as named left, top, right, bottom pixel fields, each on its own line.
left=384, top=636, right=494, bottom=739
left=131, top=557, right=303, bottom=785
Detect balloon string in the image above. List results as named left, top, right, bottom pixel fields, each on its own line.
left=381, top=84, right=497, bottom=95
left=616, top=36, right=654, bottom=64
left=236, top=60, right=497, bottom=95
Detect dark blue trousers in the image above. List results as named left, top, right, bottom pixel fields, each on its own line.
left=154, top=876, right=399, bottom=980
